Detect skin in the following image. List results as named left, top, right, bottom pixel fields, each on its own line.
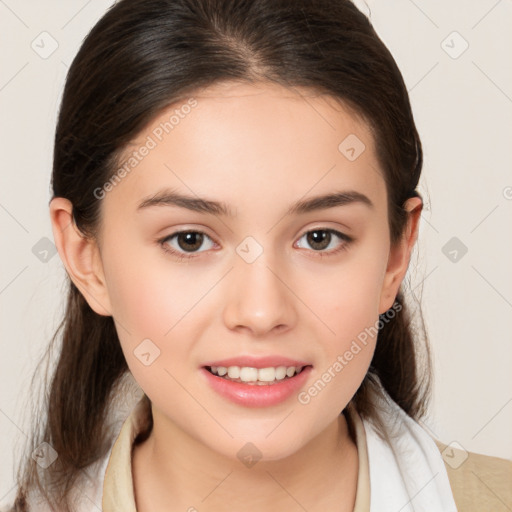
left=50, top=80, right=422, bottom=512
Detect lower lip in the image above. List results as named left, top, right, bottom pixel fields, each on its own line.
left=201, top=366, right=313, bottom=408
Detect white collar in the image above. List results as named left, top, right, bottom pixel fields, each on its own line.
left=361, top=378, right=458, bottom=511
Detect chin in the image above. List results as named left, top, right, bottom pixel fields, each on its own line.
left=212, top=430, right=310, bottom=465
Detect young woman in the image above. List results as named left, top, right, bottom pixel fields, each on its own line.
left=6, top=0, right=511, bottom=511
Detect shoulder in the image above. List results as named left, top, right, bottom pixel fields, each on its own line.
left=434, top=439, right=512, bottom=512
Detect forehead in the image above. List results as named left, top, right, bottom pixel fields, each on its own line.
left=107, top=80, right=385, bottom=215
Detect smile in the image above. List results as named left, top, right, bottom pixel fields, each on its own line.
left=201, top=363, right=313, bottom=407
left=206, top=365, right=306, bottom=385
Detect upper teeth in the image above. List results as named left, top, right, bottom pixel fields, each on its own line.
left=210, top=365, right=303, bottom=383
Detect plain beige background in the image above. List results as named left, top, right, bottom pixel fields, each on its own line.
left=1, top=0, right=511, bottom=504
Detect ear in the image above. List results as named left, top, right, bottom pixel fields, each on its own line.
left=379, top=196, right=423, bottom=314
left=49, top=197, right=112, bottom=316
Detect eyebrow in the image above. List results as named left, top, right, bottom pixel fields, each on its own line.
left=137, top=188, right=373, bottom=217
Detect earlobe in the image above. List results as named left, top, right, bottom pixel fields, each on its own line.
left=49, top=197, right=112, bottom=316
left=379, top=196, right=423, bottom=314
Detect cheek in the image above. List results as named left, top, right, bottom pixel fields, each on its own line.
left=305, top=245, right=389, bottom=341
left=105, top=261, right=198, bottom=402
left=99, top=240, right=195, bottom=374
left=295, top=242, right=389, bottom=401
left=103, top=238, right=207, bottom=336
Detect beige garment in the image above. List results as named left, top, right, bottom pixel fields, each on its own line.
left=434, top=438, right=512, bottom=512
left=102, top=394, right=512, bottom=512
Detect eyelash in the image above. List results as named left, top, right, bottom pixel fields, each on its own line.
left=158, top=228, right=353, bottom=262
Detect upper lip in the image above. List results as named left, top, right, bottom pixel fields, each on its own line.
left=202, top=356, right=312, bottom=369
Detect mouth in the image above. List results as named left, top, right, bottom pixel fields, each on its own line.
left=200, top=356, right=313, bottom=407
left=204, top=364, right=311, bottom=385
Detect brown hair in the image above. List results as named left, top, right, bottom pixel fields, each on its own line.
left=10, top=0, right=431, bottom=509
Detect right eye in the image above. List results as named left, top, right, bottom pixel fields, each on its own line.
left=159, top=230, right=216, bottom=259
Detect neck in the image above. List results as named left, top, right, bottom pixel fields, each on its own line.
left=132, top=407, right=359, bottom=512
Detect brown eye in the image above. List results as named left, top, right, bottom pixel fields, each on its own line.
left=161, top=230, right=215, bottom=256
left=296, top=228, right=352, bottom=254
left=176, top=232, right=204, bottom=252
left=306, top=230, right=332, bottom=250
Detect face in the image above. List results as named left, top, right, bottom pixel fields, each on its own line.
left=88, top=81, right=405, bottom=461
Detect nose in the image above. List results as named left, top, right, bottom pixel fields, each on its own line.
left=222, top=255, right=298, bottom=337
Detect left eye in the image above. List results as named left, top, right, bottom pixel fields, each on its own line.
left=295, top=228, right=350, bottom=252
left=161, top=231, right=215, bottom=255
